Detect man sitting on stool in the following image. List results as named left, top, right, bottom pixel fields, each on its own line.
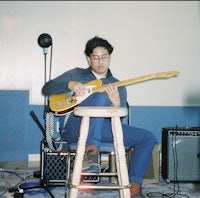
left=42, top=36, right=157, bottom=198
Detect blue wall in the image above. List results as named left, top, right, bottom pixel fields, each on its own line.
left=130, top=106, right=200, bottom=143
left=1, top=90, right=200, bottom=161
left=0, top=90, right=44, bottom=161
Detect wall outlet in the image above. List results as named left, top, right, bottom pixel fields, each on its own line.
left=28, top=154, right=40, bottom=162
left=28, top=154, right=40, bottom=168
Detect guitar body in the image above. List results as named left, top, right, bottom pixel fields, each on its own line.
left=49, top=70, right=180, bottom=116
left=49, top=79, right=103, bottom=115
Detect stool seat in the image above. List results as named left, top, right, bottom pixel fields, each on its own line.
left=74, top=106, right=128, bottom=118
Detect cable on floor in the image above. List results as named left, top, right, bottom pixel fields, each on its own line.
left=19, top=181, right=54, bottom=195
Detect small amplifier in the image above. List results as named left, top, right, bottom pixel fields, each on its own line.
left=40, top=141, right=99, bottom=185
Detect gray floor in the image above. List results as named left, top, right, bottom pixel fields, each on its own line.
left=0, top=161, right=200, bottom=198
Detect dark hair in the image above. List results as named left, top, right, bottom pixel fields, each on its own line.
left=84, top=36, right=114, bottom=56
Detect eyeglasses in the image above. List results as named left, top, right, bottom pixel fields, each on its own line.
left=90, top=54, right=110, bottom=62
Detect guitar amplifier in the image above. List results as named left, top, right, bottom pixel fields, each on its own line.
left=40, top=141, right=99, bottom=185
left=162, top=127, right=200, bottom=182
left=40, top=141, right=72, bottom=185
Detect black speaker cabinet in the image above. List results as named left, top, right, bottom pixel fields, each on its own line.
left=162, top=127, right=200, bottom=182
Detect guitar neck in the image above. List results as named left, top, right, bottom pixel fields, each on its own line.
left=92, top=73, right=164, bottom=93
left=115, top=73, right=160, bottom=87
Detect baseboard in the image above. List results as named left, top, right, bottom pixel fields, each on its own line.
left=0, top=161, right=38, bottom=170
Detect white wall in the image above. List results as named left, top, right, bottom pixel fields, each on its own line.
left=0, top=1, right=200, bottom=106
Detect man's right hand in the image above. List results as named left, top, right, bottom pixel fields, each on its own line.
left=68, top=81, right=87, bottom=97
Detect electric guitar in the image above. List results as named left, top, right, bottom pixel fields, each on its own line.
left=49, top=70, right=180, bottom=116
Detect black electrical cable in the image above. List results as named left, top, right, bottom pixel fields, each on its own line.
left=2, top=170, right=32, bottom=196
left=18, top=181, right=54, bottom=195
left=145, top=126, right=190, bottom=198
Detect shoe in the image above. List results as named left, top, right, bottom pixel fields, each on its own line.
left=82, top=150, right=101, bottom=174
left=131, top=192, right=144, bottom=198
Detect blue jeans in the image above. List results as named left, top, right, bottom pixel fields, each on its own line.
left=62, top=93, right=157, bottom=185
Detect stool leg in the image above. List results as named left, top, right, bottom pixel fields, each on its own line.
left=112, top=117, right=131, bottom=198
left=111, top=120, right=123, bottom=197
left=70, top=116, right=90, bottom=198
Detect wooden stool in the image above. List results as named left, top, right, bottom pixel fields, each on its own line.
left=69, top=106, right=131, bottom=198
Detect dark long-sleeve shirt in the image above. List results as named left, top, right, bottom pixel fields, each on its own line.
left=42, top=66, right=127, bottom=107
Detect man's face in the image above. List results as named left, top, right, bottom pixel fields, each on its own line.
left=87, top=47, right=111, bottom=77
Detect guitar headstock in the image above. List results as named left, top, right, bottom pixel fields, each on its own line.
left=155, top=70, right=180, bottom=78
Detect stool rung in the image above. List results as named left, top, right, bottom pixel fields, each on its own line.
left=71, top=184, right=131, bottom=190
left=81, top=172, right=117, bottom=176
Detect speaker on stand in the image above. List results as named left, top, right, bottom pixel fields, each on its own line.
left=162, top=127, right=200, bottom=182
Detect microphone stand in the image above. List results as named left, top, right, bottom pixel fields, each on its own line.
left=10, top=36, right=56, bottom=198
left=27, top=45, right=55, bottom=197
left=43, top=46, right=52, bottom=113
left=32, top=45, right=55, bottom=198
